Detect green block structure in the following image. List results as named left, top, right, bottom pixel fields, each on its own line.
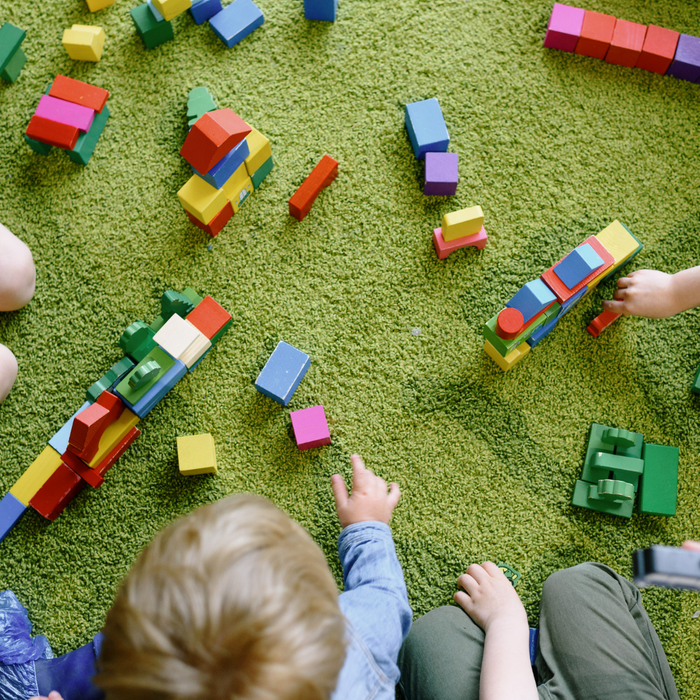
left=483, top=304, right=558, bottom=358
left=187, top=87, right=217, bottom=127
left=0, top=22, right=26, bottom=83
left=119, top=321, right=157, bottom=363
left=68, top=107, right=110, bottom=166
left=638, top=444, right=679, bottom=516
left=572, top=479, right=635, bottom=518
left=182, top=287, right=203, bottom=307
left=86, top=356, right=135, bottom=402
left=115, top=346, right=174, bottom=405
left=131, top=3, right=174, bottom=49
left=251, top=155, right=274, bottom=189
left=1, top=46, right=26, bottom=82
left=581, top=451, right=644, bottom=491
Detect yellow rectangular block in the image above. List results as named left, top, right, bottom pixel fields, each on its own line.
left=177, top=434, right=218, bottom=475
left=10, top=446, right=62, bottom=506
left=222, top=162, right=250, bottom=202
left=87, top=408, right=140, bottom=468
left=442, top=206, right=484, bottom=242
left=86, top=0, right=115, bottom=10
left=62, top=25, right=105, bottom=62
left=588, top=220, right=642, bottom=289
left=152, top=0, right=192, bottom=21
left=244, top=128, right=272, bottom=178
left=178, top=175, right=228, bottom=225
left=484, top=339, right=530, bottom=372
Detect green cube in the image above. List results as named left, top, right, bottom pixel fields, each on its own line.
left=131, top=3, right=174, bottom=49
left=68, top=106, right=110, bottom=166
left=1, top=46, right=25, bottom=82
left=24, top=133, right=52, bottom=156
left=638, top=444, right=678, bottom=517
left=0, top=22, right=26, bottom=73
left=251, top=155, right=273, bottom=189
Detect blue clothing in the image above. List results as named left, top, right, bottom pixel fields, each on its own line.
left=332, top=521, right=413, bottom=700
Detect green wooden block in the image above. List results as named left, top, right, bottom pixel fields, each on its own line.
left=24, top=134, right=52, bottom=156
left=68, top=106, right=110, bottom=166
left=0, top=22, right=26, bottom=73
left=596, top=479, right=634, bottom=502
left=583, top=423, right=643, bottom=467
left=149, top=314, right=166, bottom=333
left=497, top=563, right=521, bottom=587
left=131, top=3, right=174, bottom=49
left=572, top=479, right=634, bottom=518
left=161, top=290, right=194, bottom=321
left=483, top=307, right=555, bottom=358
left=86, top=356, right=136, bottom=402
left=638, top=444, right=678, bottom=517
left=187, top=87, right=217, bottom=126
left=210, top=317, right=232, bottom=346
left=601, top=427, right=636, bottom=449
left=120, top=321, right=157, bottom=363
left=691, top=364, right=700, bottom=395
left=1, top=46, right=26, bottom=82
left=251, top=155, right=274, bottom=189
left=183, top=287, right=203, bottom=307
left=581, top=451, right=644, bottom=491
left=115, top=347, right=174, bottom=405
left=129, top=359, right=161, bottom=390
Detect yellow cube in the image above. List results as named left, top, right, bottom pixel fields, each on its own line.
left=442, top=206, right=484, bottom=242
left=483, top=339, right=530, bottom=372
left=152, top=0, right=192, bottom=21
left=588, top=220, right=642, bottom=289
left=86, top=0, right=115, bottom=10
left=10, top=446, right=62, bottom=506
left=178, top=175, right=228, bottom=224
left=62, top=25, right=106, bottom=62
left=177, top=434, right=218, bottom=475
left=244, top=128, right=272, bottom=178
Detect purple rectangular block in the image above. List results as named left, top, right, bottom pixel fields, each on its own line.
left=424, top=152, right=458, bottom=196
left=666, top=34, right=700, bottom=82
left=35, top=95, right=95, bottom=133
left=544, top=3, right=585, bottom=52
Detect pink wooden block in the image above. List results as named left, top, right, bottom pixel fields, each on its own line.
left=290, top=405, right=331, bottom=450
left=544, top=3, right=585, bottom=53
left=35, top=95, right=95, bottom=133
left=433, top=226, right=487, bottom=260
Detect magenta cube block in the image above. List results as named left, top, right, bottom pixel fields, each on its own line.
left=424, top=152, right=458, bottom=196
left=544, top=3, right=585, bottom=52
left=290, top=405, right=331, bottom=450
left=35, top=95, right=95, bottom=133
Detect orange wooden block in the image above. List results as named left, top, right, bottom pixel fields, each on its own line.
left=26, top=115, right=79, bottom=149
left=606, top=19, right=647, bottom=68
left=30, top=463, right=83, bottom=521
left=636, top=25, right=679, bottom=74
left=95, top=426, right=140, bottom=477
left=575, top=11, right=616, bottom=59
left=288, top=155, right=339, bottom=221
left=49, top=74, right=109, bottom=113
left=62, top=450, right=105, bottom=489
left=587, top=309, right=621, bottom=338
left=186, top=295, right=231, bottom=339
left=186, top=201, right=233, bottom=237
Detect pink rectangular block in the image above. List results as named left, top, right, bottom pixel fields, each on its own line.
left=35, top=95, right=95, bottom=133
left=544, top=3, right=585, bottom=52
left=290, top=405, right=331, bottom=450
left=433, top=226, right=487, bottom=260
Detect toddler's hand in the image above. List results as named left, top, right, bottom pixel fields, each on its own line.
left=29, top=693, right=64, bottom=700
left=602, top=269, right=679, bottom=319
left=682, top=540, right=700, bottom=551
left=331, top=454, right=400, bottom=528
left=454, top=562, right=527, bottom=633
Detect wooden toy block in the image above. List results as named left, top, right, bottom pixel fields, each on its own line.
left=506, top=279, right=556, bottom=323
left=526, top=297, right=569, bottom=348
left=24, top=134, right=52, bottom=156
left=544, top=3, right=585, bottom=52
left=244, top=128, right=273, bottom=177
left=153, top=314, right=211, bottom=367
left=30, top=463, right=84, bottom=521
left=86, top=0, right=116, bottom=10
left=35, top=95, right=95, bottom=133
left=0, top=493, right=26, bottom=544
left=48, top=402, right=92, bottom=455
left=61, top=450, right=105, bottom=489
left=94, top=426, right=140, bottom=477
left=115, top=346, right=175, bottom=407
left=595, top=478, right=635, bottom=502
left=86, top=406, right=139, bottom=468
left=130, top=3, right=174, bottom=49
left=152, top=0, right=192, bottom=21
left=118, top=357, right=187, bottom=419
left=49, top=75, right=109, bottom=113
left=10, top=446, right=63, bottom=506
left=0, top=22, right=26, bottom=75
left=432, top=226, right=487, bottom=259
left=605, top=19, right=647, bottom=68
left=638, top=444, right=678, bottom=516
left=667, top=34, right=700, bottom=83
left=67, top=402, right=111, bottom=459
left=1, top=46, right=26, bottom=82
left=405, top=98, right=449, bottom=160
left=290, top=405, right=331, bottom=450
left=161, top=290, right=196, bottom=321
left=147, top=0, right=165, bottom=21
left=129, top=360, right=161, bottom=390
left=87, top=356, right=134, bottom=402
left=553, top=243, right=604, bottom=289
left=581, top=451, right=644, bottom=491
left=68, top=105, right=110, bottom=165
left=496, top=308, right=525, bottom=340
left=304, top=0, right=337, bottom=21
left=255, top=341, right=311, bottom=406
left=587, top=309, right=620, bottom=337
left=119, top=320, right=157, bottom=363
left=181, top=110, right=252, bottom=173
left=558, top=284, right=588, bottom=315
left=186, top=295, right=232, bottom=340
left=692, top=363, right=700, bottom=395
left=178, top=175, right=228, bottom=224
left=187, top=86, right=218, bottom=126
left=602, top=427, right=637, bottom=449
left=288, top=155, right=339, bottom=221
left=62, top=25, right=106, bottom=62
left=183, top=287, right=204, bottom=307
left=496, top=563, right=521, bottom=587
left=590, top=220, right=642, bottom=286
left=575, top=10, right=616, bottom=60
left=584, top=422, right=643, bottom=463
left=484, top=307, right=553, bottom=357
left=26, top=116, right=79, bottom=150
left=221, top=162, right=250, bottom=200
left=177, top=434, right=218, bottom=475
left=190, top=0, right=223, bottom=25
left=193, top=140, right=250, bottom=190
left=424, top=152, right=458, bottom=196
left=186, top=202, right=233, bottom=237
left=230, top=177, right=253, bottom=213
left=442, top=206, right=484, bottom=242
left=636, top=25, right=679, bottom=74
left=483, top=338, right=530, bottom=372
left=571, top=479, right=634, bottom=517
left=209, top=0, right=265, bottom=48
left=251, top=155, right=273, bottom=189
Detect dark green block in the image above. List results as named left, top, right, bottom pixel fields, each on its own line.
left=183, top=287, right=203, bottom=307
left=68, top=106, right=110, bottom=166
left=0, top=22, right=26, bottom=73
left=572, top=479, right=634, bottom=518
left=24, top=134, right=52, bottom=156
left=251, top=155, right=274, bottom=189
left=638, top=444, right=678, bottom=517
left=120, top=321, right=157, bottom=363
left=131, top=3, right=174, bottom=49
left=581, top=451, right=644, bottom=491
left=210, top=318, right=232, bottom=346
left=691, top=364, right=700, bottom=395
left=86, top=356, right=135, bottom=402
left=583, top=423, right=643, bottom=470
left=1, top=46, right=25, bottom=82
left=161, top=290, right=194, bottom=321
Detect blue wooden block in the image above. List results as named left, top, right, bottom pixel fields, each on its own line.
left=0, top=493, right=26, bottom=544
left=529, top=628, right=539, bottom=666
left=209, top=0, right=264, bottom=48
left=553, top=244, right=603, bottom=289
left=255, top=341, right=310, bottom=406
left=190, top=0, right=222, bottom=24
left=48, top=402, right=91, bottom=455
left=192, top=139, right=250, bottom=189
left=404, top=98, right=449, bottom=160
left=506, top=279, right=556, bottom=324
left=559, top=286, right=588, bottom=315
left=304, top=0, right=337, bottom=21
left=147, top=0, right=165, bottom=21
left=116, top=359, right=187, bottom=419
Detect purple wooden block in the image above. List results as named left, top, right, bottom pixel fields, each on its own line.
left=35, top=95, right=95, bottom=133
left=544, top=3, right=585, bottom=53
left=424, top=152, right=458, bottom=196
left=667, top=34, right=700, bottom=83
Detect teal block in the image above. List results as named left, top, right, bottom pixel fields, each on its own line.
left=251, top=155, right=273, bottom=189
left=68, top=106, right=110, bottom=166
left=0, top=22, right=26, bottom=73
left=692, top=363, right=700, bottom=395
left=1, top=46, right=26, bottom=82
left=24, top=134, right=52, bottom=156
left=638, top=444, right=678, bottom=516
left=571, top=479, right=634, bottom=518
left=130, top=2, right=174, bottom=49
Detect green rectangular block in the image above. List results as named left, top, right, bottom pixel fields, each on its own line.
left=251, top=155, right=273, bottom=189
left=115, top=347, right=175, bottom=405
left=0, top=22, right=26, bottom=73
left=131, top=3, right=174, bottom=49
left=210, top=317, right=232, bottom=346
left=572, top=479, right=634, bottom=518
left=68, top=106, right=110, bottom=166
left=638, top=444, right=678, bottom=517
left=581, top=451, right=644, bottom=491
left=24, top=133, right=52, bottom=156
left=691, top=364, right=700, bottom=395
left=584, top=423, right=643, bottom=465
left=483, top=307, right=554, bottom=358
left=1, top=45, right=25, bottom=82
left=86, top=356, right=135, bottom=402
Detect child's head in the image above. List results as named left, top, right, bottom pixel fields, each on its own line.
left=96, top=494, right=346, bottom=700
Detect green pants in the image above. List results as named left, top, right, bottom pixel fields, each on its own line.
left=398, top=563, right=679, bottom=700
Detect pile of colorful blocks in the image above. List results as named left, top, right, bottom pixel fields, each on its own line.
left=0, top=21, right=27, bottom=83
left=0, top=289, right=232, bottom=543
left=432, top=205, right=488, bottom=260
left=24, top=75, right=110, bottom=165
left=545, top=3, right=700, bottom=83
left=483, top=220, right=642, bottom=371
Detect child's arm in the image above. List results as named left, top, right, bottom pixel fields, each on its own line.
left=602, top=266, right=700, bottom=318
left=455, top=562, right=538, bottom=700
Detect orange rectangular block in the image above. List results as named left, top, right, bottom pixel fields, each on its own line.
left=30, top=463, right=83, bottom=521
left=186, top=201, right=233, bottom=237
left=636, top=24, right=679, bottom=74
left=49, top=74, right=109, bottom=112
left=575, top=11, right=616, bottom=59
left=606, top=19, right=647, bottom=68
left=288, top=155, right=339, bottom=221
left=26, top=115, right=79, bottom=149
left=587, top=309, right=621, bottom=338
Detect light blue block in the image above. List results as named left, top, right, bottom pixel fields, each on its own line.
left=209, top=0, right=264, bottom=48
left=255, top=341, right=310, bottom=406
left=404, top=98, right=449, bottom=160
left=48, top=402, right=91, bottom=455
left=0, top=493, right=26, bottom=544
left=116, top=359, right=187, bottom=419
left=190, top=0, right=222, bottom=24
left=506, top=279, right=556, bottom=324
left=553, top=244, right=604, bottom=289
left=192, top=138, right=250, bottom=189
left=147, top=0, right=164, bottom=21
left=304, top=0, right=337, bottom=21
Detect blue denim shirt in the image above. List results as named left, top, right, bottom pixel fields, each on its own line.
left=331, top=522, right=412, bottom=700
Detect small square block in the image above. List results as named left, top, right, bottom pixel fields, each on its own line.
left=193, top=139, right=250, bottom=190
left=667, top=34, right=700, bottom=83
left=187, top=201, right=233, bottom=237
left=190, top=0, right=223, bottom=24
left=553, top=243, right=604, bottom=289
left=433, top=226, right=487, bottom=259
left=636, top=25, right=679, bottom=74
left=48, top=402, right=92, bottom=455
left=575, top=10, right=616, bottom=60
left=209, top=0, right=265, bottom=49
left=544, top=3, right=585, bottom=53
left=153, top=314, right=209, bottom=366
left=291, top=405, right=331, bottom=450
left=177, top=434, right=218, bottom=475
left=130, top=3, right=174, bottom=49
left=62, top=25, right=105, bottom=62
left=255, top=341, right=310, bottom=406
left=304, top=0, right=337, bottom=22
left=186, top=295, right=232, bottom=339
left=0, top=493, right=26, bottom=544
left=424, top=152, right=458, bottom=196
left=35, top=94, right=95, bottom=133
left=506, top=279, right=556, bottom=324
left=405, top=98, right=449, bottom=160
left=605, top=19, right=647, bottom=69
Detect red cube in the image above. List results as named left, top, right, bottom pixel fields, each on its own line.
left=606, top=19, right=647, bottom=68
left=636, top=24, right=680, bottom=74
left=575, top=11, right=616, bottom=59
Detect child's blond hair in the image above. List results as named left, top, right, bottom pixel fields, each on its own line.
left=96, top=494, right=346, bottom=700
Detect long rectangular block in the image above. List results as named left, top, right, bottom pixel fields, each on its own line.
left=544, top=3, right=585, bottom=52
left=193, top=138, right=250, bottom=189
left=0, top=22, right=26, bottom=74
left=30, top=463, right=84, bottom=521
left=35, top=95, right=95, bottom=133
left=10, top=446, right=63, bottom=506
left=289, top=155, right=338, bottom=221
left=304, top=0, right=338, bottom=21
left=255, top=341, right=310, bottom=405
left=0, top=493, right=26, bottom=544
left=209, top=0, right=264, bottom=48
left=68, top=105, right=110, bottom=165
left=587, top=309, right=620, bottom=338
left=26, top=115, right=80, bottom=150
left=1, top=46, right=26, bottom=82
left=405, top=98, right=449, bottom=160
left=638, top=444, right=679, bottom=516
left=49, top=75, right=109, bottom=113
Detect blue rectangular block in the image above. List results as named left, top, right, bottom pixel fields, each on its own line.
left=405, top=98, right=449, bottom=160
left=116, top=359, right=187, bottom=419
left=304, top=0, right=337, bottom=21
left=506, top=279, right=556, bottom=324
left=559, top=286, right=588, bottom=315
left=255, top=341, right=310, bottom=406
left=209, top=0, right=264, bottom=48
left=192, top=139, right=250, bottom=189
left=0, top=493, right=26, bottom=544
left=190, top=0, right=222, bottom=24
left=553, top=244, right=603, bottom=289
left=147, top=0, right=165, bottom=21
left=48, top=401, right=91, bottom=455
left=526, top=316, right=558, bottom=348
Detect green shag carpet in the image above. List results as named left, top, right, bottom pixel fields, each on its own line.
left=1, top=0, right=700, bottom=693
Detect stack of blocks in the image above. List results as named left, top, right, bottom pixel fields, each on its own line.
left=545, top=3, right=700, bottom=83
left=62, top=25, right=105, bottom=62
left=433, top=205, right=487, bottom=259
left=483, top=220, right=642, bottom=371
left=288, top=155, right=339, bottom=221
left=0, top=288, right=232, bottom=543
left=0, top=22, right=26, bottom=83
left=24, top=75, right=110, bottom=165
left=572, top=423, right=679, bottom=518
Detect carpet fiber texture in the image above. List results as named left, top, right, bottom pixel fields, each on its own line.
left=1, top=0, right=700, bottom=694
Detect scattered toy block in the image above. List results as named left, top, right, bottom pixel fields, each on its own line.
left=251, top=155, right=273, bottom=189
left=304, top=0, right=337, bottom=21
left=48, top=402, right=92, bottom=455
left=244, top=128, right=272, bottom=178
left=10, top=446, right=63, bottom=506
left=86, top=407, right=139, bottom=468
left=544, top=3, right=585, bottom=52
left=441, top=206, right=484, bottom=242
left=119, top=359, right=187, bottom=419
left=571, top=478, right=634, bottom=517
left=209, top=0, right=264, bottom=48
left=596, top=478, right=635, bottom=502
left=190, top=0, right=223, bottom=24
left=49, top=75, right=109, bottom=113
left=496, top=308, right=525, bottom=340
left=667, top=34, right=700, bottom=83
left=187, top=202, right=233, bottom=237
left=405, top=98, right=449, bottom=160
left=636, top=25, right=679, bottom=74
left=1, top=46, right=25, bottom=83
left=30, top=463, right=84, bottom=521
left=575, top=10, right=616, bottom=60
left=131, top=2, right=174, bottom=49
left=581, top=451, right=644, bottom=491
left=177, top=433, right=218, bottom=475
left=590, top=220, right=642, bottom=286
left=553, top=243, right=604, bottom=289
left=24, top=134, right=52, bottom=156
left=290, top=405, right=331, bottom=450
left=186, top=295, right=232, bottom=340
left=424, top=152, right=458, bottom=196
left=506, top=279, right=557, bottom=323
left=35, top=95, right=95, bottom=133
left=255, top=341, right=310, bottom=406
left=483, top=339, right=530, bottom=372
left=152, top=0, right=192, bottom=21
left=67, top=105, right=110, bottom=165
left=193, top=139, right=250, bottom=190
left=86, top=0, right=116, bottom=10
left=67, top=403, right=111, bottom=460
left=692, top=364, right=700, bottom=396
left=524, top=314, right=559, bottom=348
left=25, top=116, right=79, bottom=150
left=153, top=314, right=211, bottom=368
left=0, top=493, right=26, bottom=544
left=94, top=426, right=140, bottom=477
left=497, top=563, right=521, bottom=587
left=433, top=226, right=487, bottom=259
left=289, top=155, right=339, bottom=221
left=62, top=450, right=105, bottom=489
left=638, top=444, right=678, bottom=516
left=120, top=320, right=157, bottom=363
left=0, top=22, right=26, bottom=82
left=605, top=19, right=646, bottom=68
left=587, top=309, right=620, bottom=337
left=62, top=25, right=105, bottom=62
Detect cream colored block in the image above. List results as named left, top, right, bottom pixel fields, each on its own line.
left=10, top=446, right=62, bottom=506
left=588, top=220, right=641, bottom=289
left=62, top=25, right=105, bottom=62
left=86, top=0, right=115, bottom=11
left=177, top=175, right=228, bottom=224
left=152, top=0, right=192, bottom=21
left=177, top=434, right=217, bottom=475
left=244, top=128, right=272, bottom=177
left=154, top=315, right=210, bottom=367
left=483, top=339, right=530, bottom=372
left=442, top=206, right=484, bottom=242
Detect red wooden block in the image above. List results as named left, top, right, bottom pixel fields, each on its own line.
left=30, top=463, right=83, bottom=521
left=575, top=11, right=616, bottom=59
left=68, top=403, right=110, bottom=453
left=49, top=74, right=109, bottom=113
left=180, top=109, right=252, bottom=174
left=186, top=295, right=232, bottom=339
left=496, top=308, right=525, bottom=340
left=432, top=227, right=488, bottom=259
left=95, top=426, right=140, bottom=478
left=288, top=155, right=339, bottom=221
left=95, top=390, right=125, bottom=420
left=587, top=309, right=621, bottom=338
left=62, top=450, right=105, bottom=489
left=26, top=115, right=79, bottom=150
left=186, top=201, right=233, bottom=237
left=605, top=20, right=647, bottom=68
left=636, top=25, right=680, bottom=74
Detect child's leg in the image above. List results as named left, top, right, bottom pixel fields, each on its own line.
left=537, top=563, right=679, bottom=700
left=0, top=344, right=18, bottom=403
left=0, top=223, right=36, bottom=312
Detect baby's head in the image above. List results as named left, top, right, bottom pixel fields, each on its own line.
left=96, top=494, right=346, bottom=700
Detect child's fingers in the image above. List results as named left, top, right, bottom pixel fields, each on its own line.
left=454, top=590, right=473, bottom=612
left=387, top=482, right=401, bottom=509
left=682, top=540, right=700, bottom=551
left=602, top=299, right=627, bottom=314
left=616, top=276, right=632, bottom=288
left=350, top=454, right=370, bottom=491
left=466, top=563, right=488, bottom=585
left=330, top=474, right=349, bottom=511
left=457, top=572, right=478, bottom=595
left=612, top=288, right=629, bottom=301
left=481, top=561, right=504, bottom=578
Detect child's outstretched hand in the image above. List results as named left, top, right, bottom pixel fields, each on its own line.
left=331, top=454, right=400, bottom=528
left=30, top=693, right=64, bottom=700
left=603, top=269, right=679, bottom=318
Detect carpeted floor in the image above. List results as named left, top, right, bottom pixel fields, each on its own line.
left=1, top=0, right=700, bottom=694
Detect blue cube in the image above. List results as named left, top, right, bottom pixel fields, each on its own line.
left=304, top=0, right=337, bottom=21
left=405, top=98, right=449, bottom=160
left=48, top=401, right=91, bottom=455
left=506, top=279, right=556, bottom=324
left=190, top=0, right=222, bottom=24
left=255, top=341, right=310, bottom=406
left=553, top=244, right=603, bottom=289
left=209, top=0, right=264, bottom=48
left=192, top=138, right=250, bottom=189
left=0, top=493, right=26, bottom=544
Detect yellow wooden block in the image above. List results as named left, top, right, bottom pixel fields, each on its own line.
left=10, top=446, right=62, bottom=506
left=87, top=408, right=140, bottom=468
left=588, top=220, right=642, bottom=289
left=244, top=128, right=272, bottom=178
left=442, top=206, right=484, bottom=242
left=177, top=434, right=218, bottom=475
left=222, top=162, right=250, bottom=201
left=230, top=177, right=253, bottom=213
left=177, top=175, right=228, bottom=225
left=62, top=25, right=105, bottom=62
left=483, top=339, right=530, bottom=372
left=152, top=0, right=192, bottom=21
left=86, top=0, right=115, bottom=10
